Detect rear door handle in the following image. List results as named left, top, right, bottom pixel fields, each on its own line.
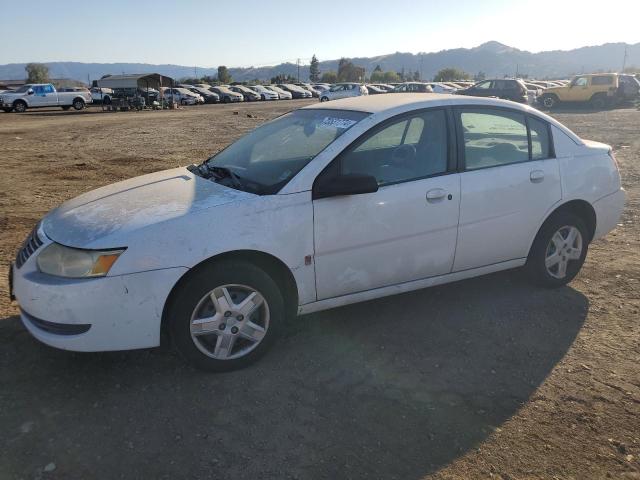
left=426, top=188, right=447, bottom=202
left=530, top=170, right=545, bottom=183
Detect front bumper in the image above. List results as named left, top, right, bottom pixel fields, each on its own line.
left=592, top=188, right=626, bottom=240
left=11, top=243, right=187, bottom=352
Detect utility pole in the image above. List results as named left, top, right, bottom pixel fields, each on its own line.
left=419, top=54, right=424, bottom=81
left=194, top=65, right=197, bottom=79
left=297, top=58, right=300, bottom=82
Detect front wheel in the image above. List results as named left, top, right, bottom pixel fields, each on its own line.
left=72, top=99, right=85, bottom=110
left=541, top=94, right=558, bottom=109
left=168, top=260, right=285, bottom=372
left=13, top=101, right=27, bottom=113
left=525, top=211, right=589, bottom=288
left=320, top=96, right=329, bottom=102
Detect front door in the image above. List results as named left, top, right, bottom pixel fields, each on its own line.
left=313, top=109, right=460, bottom=300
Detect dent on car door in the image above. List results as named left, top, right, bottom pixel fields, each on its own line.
left=312, top=109, right=460, bottom=300
left=453, top=108, right=561, bottom=271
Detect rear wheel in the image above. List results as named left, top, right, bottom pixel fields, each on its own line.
left=525, top=211, right=589, bottom=288
left=168, top=260, right=285, bottom=371
left=590, top=93, right=608, bottom=110
left=61, top=106, right=71, bottom=111
left=13, top=100, right=27, bottom=113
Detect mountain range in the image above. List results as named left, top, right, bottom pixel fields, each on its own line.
left=0, top=41, right=638, bottom=84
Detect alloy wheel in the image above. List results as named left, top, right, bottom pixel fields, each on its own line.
left=545, top=226, right=583, bottom=279
left=190, top=284, right=270, bottom=360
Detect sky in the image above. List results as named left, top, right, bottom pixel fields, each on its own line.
left=1, top=0, right=639, bottom=67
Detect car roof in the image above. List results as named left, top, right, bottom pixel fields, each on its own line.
left=301, top=92, right=527, bottom=113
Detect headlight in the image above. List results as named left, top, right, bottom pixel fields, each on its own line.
left=37, top=243, right=125, bottom=278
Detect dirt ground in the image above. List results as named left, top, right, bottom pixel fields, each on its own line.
left=0, top=101, right=638, bottom=480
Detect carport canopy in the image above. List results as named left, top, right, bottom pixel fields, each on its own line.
left=96, top=73, right=173, bottom=90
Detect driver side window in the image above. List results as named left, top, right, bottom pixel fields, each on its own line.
left=340, top=110, right=448, bottom=186
left=573, top=77, right=588, bottom=87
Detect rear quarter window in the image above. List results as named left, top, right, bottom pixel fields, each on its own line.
left=591, top=76, right=613, bottom=86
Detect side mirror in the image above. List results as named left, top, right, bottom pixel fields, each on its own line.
left=27, top=89, right=34, bottom=95
left=313, top=173, right=379, bottom=200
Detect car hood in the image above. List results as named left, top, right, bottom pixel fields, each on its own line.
left=42, top=167, right=254, bottom=248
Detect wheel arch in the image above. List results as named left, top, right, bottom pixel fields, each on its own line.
left=530, top=199, right=597, bottom=256
left=160, top=249, right=299, bottom=344
left=72, top=96, right=85, bottom=104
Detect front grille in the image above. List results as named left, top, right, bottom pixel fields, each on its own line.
left=15, top=225, right=43, bottom=269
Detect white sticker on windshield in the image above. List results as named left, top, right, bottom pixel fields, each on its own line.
left=319, top=117, right=357, bottom=129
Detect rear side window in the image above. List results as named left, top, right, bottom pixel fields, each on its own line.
left=591, top=75, right=613, bottom=85
left=460, top=110, right=529, bottom=170
left=529, top=116, right=552, bottom=160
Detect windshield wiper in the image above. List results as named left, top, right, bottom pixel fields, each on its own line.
left=207, top=165, right=244, bottom=190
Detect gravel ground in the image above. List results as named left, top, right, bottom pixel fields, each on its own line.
left=0, top=101, right=638, bottom=480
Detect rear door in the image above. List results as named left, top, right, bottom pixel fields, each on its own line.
left=453, top=107, right=561, bottom=271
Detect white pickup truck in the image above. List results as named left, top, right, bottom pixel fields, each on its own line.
left=0, top=83, right=92, bottom=113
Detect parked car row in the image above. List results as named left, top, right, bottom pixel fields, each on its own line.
left=4, top=73, right=637, bottom=113
left=317, top=73, right=639, bottom=110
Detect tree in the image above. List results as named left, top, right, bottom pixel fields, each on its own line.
left=373, top=64, right=382, bottom=73
left=434, top=67, right=470, bottom=82
left=320, top=71, right=338, bottom=83
left=370, top=71, right=385, bottom=83
left=474, top=71, right=486, bottom=81
left=337, top=58, right=365, bottom=82
left=217, top=66, right=232, bottom=84
left=309, top=54, right=320, bottom=82
left=383, top=71, right=400, bottom=83
left=270, top=74, right=296, bottom=84
left=25, top=63, right=49, bottom=83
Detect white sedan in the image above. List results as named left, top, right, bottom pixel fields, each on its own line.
left=249, top=85, right=279, bottom=101
left=11, top=94, right=625, bottom=371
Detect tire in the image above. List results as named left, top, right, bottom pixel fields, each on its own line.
left=541, top=94, right=558, bottom=109
left=103, top=96, right=111, bottom=105
left=72, top=99, right=85, bottom=111
left=261, top=94, right=266, bottom=101
left=223, top=96, right=230, bottom=103
left=168, top=260, right=285, bottom=372
left=525, top=211, right=589, bottom=288
left=590, top=94, right=607, bottom=110
left=61, top=106, right=71, bottom=111
left=320, top=96, right=329, bottom=102
left=2, top=107, right=13, bottom=113
left=13, top=100, right=27, bottom=113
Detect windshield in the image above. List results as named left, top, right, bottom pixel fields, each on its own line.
left=15, top=85, right=33, bottom=93
left=204, top=109, right=369, bottom=194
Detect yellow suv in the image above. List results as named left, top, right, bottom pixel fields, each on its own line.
left=539, top=73, right=619, bottom=109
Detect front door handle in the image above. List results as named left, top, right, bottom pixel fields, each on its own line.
left=530, top=170, right=545, bottom=183
left=426, top=188, right=447, bottom=202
